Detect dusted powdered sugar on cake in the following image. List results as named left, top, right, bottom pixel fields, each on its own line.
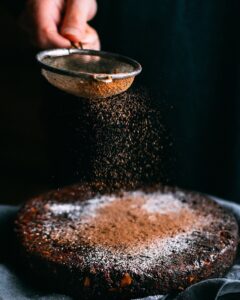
left=41, top=190, right=215, bottom=273
left=81, top=232, right=212, bottom=274
left=137, top=191, right=187, bottom=214
left=48, top=195, right=116, bottom=221
left=47, top=190, right=188, bottom=221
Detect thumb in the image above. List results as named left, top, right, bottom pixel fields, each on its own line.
left=61, top=0, right=95, bottom=43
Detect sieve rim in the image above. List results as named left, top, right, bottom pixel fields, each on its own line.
left=36, top=48, right=142, bottom=80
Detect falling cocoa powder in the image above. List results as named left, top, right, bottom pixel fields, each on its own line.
left=73, top=88, right=167, bottom=189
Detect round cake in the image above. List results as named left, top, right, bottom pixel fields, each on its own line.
left=15, top=183, right=238, bottom=299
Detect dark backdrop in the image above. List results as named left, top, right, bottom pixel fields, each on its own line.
left=1, top=1, right=240, bottom=205
left=0, top=4, right=50, bottom=204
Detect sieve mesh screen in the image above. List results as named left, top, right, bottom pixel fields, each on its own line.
left=43, top=53, right=135, bottom=75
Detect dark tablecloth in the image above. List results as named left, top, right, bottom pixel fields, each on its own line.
left=0, top=198, right=240, bottom=300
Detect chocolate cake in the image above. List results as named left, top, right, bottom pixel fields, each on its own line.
left=15, top=183, right=238, bottom=299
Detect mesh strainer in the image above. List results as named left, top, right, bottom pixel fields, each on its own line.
left=36, top=48, right=142, bottom=99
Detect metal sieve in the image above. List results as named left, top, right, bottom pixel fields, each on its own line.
left=36, top=48, right=142, bottom=99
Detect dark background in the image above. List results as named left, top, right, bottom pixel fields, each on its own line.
left=1, top=1, right=240, bottom=205
left=0, top=4, right=50, bottom=204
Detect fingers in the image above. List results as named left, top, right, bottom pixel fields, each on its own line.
left=36, top=28, right=71, bottom=49
left=21, top=0, right=99, bottom=49
left=61, top=0, right=97, bottom=43
left=22, top=0, right=71, bottom=49
left=35, top=0, right=71, bottom=48
left=80, top=24, right=100, bottom=50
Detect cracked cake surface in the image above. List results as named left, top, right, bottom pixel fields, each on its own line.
left=15, top=183, right=239, bottom=299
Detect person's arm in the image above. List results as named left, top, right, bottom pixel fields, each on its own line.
left=20, top=0, right=100, bottom=49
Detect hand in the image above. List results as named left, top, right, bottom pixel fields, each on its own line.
left=21, top=0, right=100, bottom=50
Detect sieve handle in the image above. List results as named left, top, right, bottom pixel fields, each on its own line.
left=93, top=74, right=113, bottom=83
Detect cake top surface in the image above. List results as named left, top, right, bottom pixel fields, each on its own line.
left=46, top=190, right=205, bottom=250
left=16, top=184, right=238, bottom=275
